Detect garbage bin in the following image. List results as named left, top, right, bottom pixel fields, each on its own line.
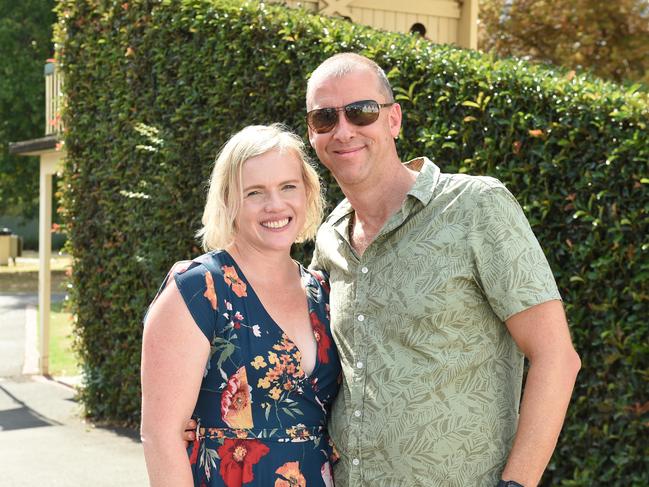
left=0, top=228, right=22, bottom=265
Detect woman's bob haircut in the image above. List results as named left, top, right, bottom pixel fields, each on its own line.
left=197, top=124, right=323, bottom=251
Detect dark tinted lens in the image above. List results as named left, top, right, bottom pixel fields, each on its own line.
left=307, top=108, right=338, bottom=133
left=345, top=100, right=380, bottom=126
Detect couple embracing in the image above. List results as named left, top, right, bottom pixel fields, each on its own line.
left=140, top=53, right=580, bottom=487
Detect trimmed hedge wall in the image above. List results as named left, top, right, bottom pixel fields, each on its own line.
left=56, top=0, right=647, bottom=484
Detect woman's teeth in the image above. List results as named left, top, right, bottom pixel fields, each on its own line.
left=262, top=218, right=289, bottom=229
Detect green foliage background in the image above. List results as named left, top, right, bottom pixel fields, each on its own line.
left=0, top=0, right=56, bottom=218
left=478, top=0, right=649, bottom=86
left=55, top=0, right=647, bottom=484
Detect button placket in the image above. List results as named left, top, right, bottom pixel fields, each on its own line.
left=351, top=258, right=371, bottom=484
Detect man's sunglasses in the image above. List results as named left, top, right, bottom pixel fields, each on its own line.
left=306, top=99, right=394, bottom=134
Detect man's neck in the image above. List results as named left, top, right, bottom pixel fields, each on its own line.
left=343, top=161, right=418, bottom=229
left=342, top=161, right=418, bottom=255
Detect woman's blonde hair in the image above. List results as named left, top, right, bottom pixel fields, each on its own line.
left=197, top=124, right=323, bottom=251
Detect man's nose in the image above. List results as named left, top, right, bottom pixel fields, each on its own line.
left=332, top=112, right=355, bottom=141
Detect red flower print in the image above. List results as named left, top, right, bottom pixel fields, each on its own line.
left=222, top=265, right=247, bottom=297
left=218, top=439, right=270, bottom=487
left=203, top=271, right=217, bottom=310
left=188, top=437, right=200, bottom=465
left=308, top=270, right=330, bottom=294
left=310, top=311, right=332, bottom=364
left=221, top=367, right=253, bottom=429
left=321, top=461, right=334, bottom=487
left=274, top=461, right=306, bottom=487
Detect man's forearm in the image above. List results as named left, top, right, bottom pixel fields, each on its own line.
left=500, top=350, right=580, bottom=486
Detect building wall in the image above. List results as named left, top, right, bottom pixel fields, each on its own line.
left=268, top=0, right=475, bottom=48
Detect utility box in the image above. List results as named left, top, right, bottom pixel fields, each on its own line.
left=0, top=228, right=23, bottom=265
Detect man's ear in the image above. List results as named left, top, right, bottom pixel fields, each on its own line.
left=307, top=127, right=316, bottom=148
left=389, top=103, right=402, bottom=139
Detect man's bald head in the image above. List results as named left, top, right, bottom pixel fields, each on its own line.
left=306, top=53, right=394, bottom=109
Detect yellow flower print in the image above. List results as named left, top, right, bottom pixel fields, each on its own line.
left=258, top=377, right=271, bottom=389
left=269, top=387, right=282, bottom=400
left=268, top=352, right=278, bottom=365
left=251, top=356, right=267, bottom=370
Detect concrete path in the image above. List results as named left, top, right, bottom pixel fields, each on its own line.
left=0, top=293, right=37, bottom=377
left=0, top=292, right=149, bottom=486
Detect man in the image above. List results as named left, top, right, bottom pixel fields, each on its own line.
left=304, top=53, right=580, bottom=486
left=181, top=53, right=580, bottom=486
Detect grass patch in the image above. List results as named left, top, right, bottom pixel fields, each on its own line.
left=38, top=300, right=81, bottom=377
left=0, top=252, right=71, bottom=293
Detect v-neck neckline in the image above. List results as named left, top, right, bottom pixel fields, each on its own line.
left=221, top=250, right=320, bottom=379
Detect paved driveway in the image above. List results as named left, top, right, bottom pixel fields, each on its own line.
left=0, top=293, right=149, bottom=486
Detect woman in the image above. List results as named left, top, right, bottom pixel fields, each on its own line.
left=141, top=124, right=340, bottom=487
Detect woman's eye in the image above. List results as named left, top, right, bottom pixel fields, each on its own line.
left=246, top=190, right=260, bottom=197
left=283, top=184, right=297, bottom=191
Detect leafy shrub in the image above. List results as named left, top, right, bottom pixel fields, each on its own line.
left=55, top=0, right=647, bottom=484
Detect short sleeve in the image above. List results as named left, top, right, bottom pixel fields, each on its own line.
left=173, top=261, right=218, bottom=342
left=469, top=186, right=561, bottom=321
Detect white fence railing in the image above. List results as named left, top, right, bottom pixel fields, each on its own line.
left=45, top=60, right=63, bottom=135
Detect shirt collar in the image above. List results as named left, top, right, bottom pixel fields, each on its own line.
left=325, top=157, right=441, bottom=227
left=403, top=157, right=439, bottom=206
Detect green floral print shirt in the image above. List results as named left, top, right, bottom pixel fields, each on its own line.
left=311, top=158, right=561, bottom=487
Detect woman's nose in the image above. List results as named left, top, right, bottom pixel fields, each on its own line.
left=264, top=191, right=284, bottom=211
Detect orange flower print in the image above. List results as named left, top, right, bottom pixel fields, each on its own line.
left=274, top=461, right=306, bottom=487
left=222, top=265, right=247, bottom=297
left=203, top=271, right=217, bottom=310
left=221, top=367, right=253, bottom=429
left=285, top=424, right=313, bottom=442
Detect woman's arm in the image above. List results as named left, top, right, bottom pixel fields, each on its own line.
left=141, top=278, right=210, bottom=487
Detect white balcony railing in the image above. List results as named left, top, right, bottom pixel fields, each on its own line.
left=45, top=60, right=63, bottom=135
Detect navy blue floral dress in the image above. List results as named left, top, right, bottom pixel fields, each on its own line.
left=154, top=250, right=340, bottom=487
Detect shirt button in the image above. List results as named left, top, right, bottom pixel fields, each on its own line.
left=354, top=410, right=361, bottom=417
left=352, top=458, right=360, bottom=466
left=361, top=266, right=369, bottom=274
left=356, top=361, right=364, bottom=369
left=357, top=314, right=365, bottom=322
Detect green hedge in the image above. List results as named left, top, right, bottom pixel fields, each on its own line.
left=55, top=0, right=647, bottom=484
